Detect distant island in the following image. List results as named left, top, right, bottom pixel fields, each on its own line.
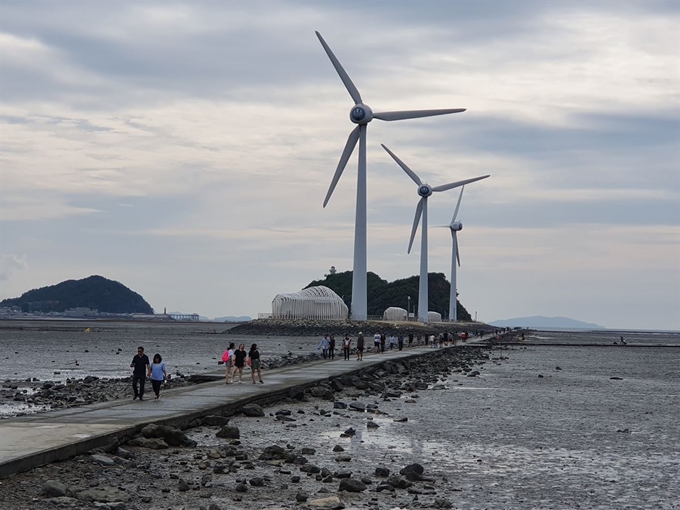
left=306, top=270, right=471, bottom=320
left=489, top=316, right=605, bottom=330
left=213, top=315, right=252, bottom=322
left=0, top=275, right=154, bottom=315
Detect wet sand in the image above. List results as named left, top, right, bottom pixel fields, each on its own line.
left=1, top=341, right=678, bottom=509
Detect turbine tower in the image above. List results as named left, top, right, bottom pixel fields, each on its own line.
left=316, top=31, right=466, bottom=320
left=446, top=186, right=465, bottom=322
left=381, top=145, right=489, bottom=323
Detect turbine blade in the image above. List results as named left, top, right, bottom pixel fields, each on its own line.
left=323, top=126, right=360, bottom=207
left=408, top=198, right=424, bottom=254
left=315, top=31, right=362, bottom=105
left=454, top=231, right=461, bottom=266
left=451, top=186, right=464, bottom=223
left=381, top=144, right=422, bottom=185
left=373, top=108, right=466, bottom=121
left=433, top=174, right=489, bottom=193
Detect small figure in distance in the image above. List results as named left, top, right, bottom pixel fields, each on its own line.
left=620, top=336, right=627, bottom=345
left=317, top=334, right=330, bottom=359
left=342, top=334, right=352, bottom=360
left=389, top=334, right=395, bottom=350
left=130, top=346, right=150, bottom=401
left=356, top=332, right=365, bottom=361
left=329, top=334, right=336, bottom=360
left=149, top=353, right=167, bottom=400
left=249, top=343, right=264, bottom=384
left=223, top=342, right=235, bottom=384
left=233, top=343, right=247, bottom=383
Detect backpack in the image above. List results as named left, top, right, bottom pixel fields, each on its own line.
left=221, top=350, right=230, bottom=363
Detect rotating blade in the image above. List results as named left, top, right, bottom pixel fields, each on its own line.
left=373, top=108, right=465, bottom=121
left=381, top=144, right=422, bottom=186
left=408, top=198, right=424, bottom=254
left=451, top=186, right=464, bottom=224
left=315, top=31, right=362, bottom=105
left=323, top=126, right=360, bottom=207
left=433, top=174, right=489, bottom=193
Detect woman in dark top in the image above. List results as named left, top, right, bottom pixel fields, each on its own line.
left=249, top=343, right=263, bottom=384
left=233, top=343, right=247, bottom=384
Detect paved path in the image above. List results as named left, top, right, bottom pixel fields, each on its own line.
left=0, top=341, right=484, bottom=477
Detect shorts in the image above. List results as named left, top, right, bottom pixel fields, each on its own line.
left=251, top=359, right=260, bottom=370
left=225, top=360, right=232, bottom=368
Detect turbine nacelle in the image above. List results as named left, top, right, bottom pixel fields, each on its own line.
left=450, top=221, right=463, bottom=231
left=350, top=104, right=373, bottom=124
left=417, top=184, right=433, bottom=198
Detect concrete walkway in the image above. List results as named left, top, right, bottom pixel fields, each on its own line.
left=0, top=341, right=484, bottom=477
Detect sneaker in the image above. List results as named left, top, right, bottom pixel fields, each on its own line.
left=133, top=395, right=138, bottom=400
left=139, top=397, right=144, bottom=401
left=259, top=380, right=264, bottom=384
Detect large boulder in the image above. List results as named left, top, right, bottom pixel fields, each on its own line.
left=216, top=425, right=240, bottom=439
left=141, top=424, right=192, bottom=446
left=241, top=404, right=265, bottom=417
left=127, top=437, right=169, bottom=449
left=43, top=480, right=68, bottom=497
left=339, top=478, right=366, bottom=492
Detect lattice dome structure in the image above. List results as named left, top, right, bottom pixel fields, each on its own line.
left=272, top=286, right=348, bottom=320
left=383, top=306, right=408, bottom=321
left=428, top=311, right=442, bottom=322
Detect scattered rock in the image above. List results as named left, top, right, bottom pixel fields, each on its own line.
left=43, top=480, right=68, bottom=497
left=242, top=403, right=265, bottom=417
left=339, top=478, right=367, bottom=492
left=216, top=425, right=240, bottom=439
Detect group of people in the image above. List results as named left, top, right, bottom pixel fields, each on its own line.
left=315, top=329, right=474, bottom=363
left=222, top=342, right=264, bottom=385
left=130, top=346, right=167, bottom=401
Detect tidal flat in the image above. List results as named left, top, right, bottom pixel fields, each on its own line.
left=1, top=331, right=678, bottom=509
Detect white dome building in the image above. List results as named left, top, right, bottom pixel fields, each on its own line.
left=383, top=306, right=408, bottom=321
left=427, top=311, right=443, bottom=323
left=272, top=286, right=348, bottom=320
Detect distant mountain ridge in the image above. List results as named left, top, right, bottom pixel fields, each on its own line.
left=489, top=316, right=604, bottom=330
left=0, top=275, right=153, bottom=314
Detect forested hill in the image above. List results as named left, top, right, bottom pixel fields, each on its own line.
left=305, top=271, right=472, bottom=320
left=0, top=275, right=154, bottom=314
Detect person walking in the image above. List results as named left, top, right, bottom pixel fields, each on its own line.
left=342, top=334, right=352, bottom=360
left=356, top=332, right=365, bottom=361
left=249, top=344, right=264, bottom=384
left=408, top=332, right=414, bottom=348
left=317, top=335, right=330, bottom=359
left=233, top=343, right=247, bottom=383
left=389, top=335, right=395, bottom=350
left=374, top=332, right=381, bottom=353
left=329, top=334, right=336, bottom=359
left=149, top=353, right=167, bottom=400
left=130, top=346, right=150, bottom=401
left=397, top=334, right=404, bottom=351
left=380, top=333, right=386, bottom=353
left=223, top=342, right=235, bottom=384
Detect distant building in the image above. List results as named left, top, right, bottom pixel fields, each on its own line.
left=383, top=306, right=408, bottom=321
left=272, top=286, right=348, bottom=320
left=427, top=311, right=442, bottom=323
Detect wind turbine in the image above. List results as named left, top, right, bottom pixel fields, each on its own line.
left=445, top=186, right=465, bottom=322
left=316, top=31, right=466, bottom=321
left=381, top=144, right=489, bottom=323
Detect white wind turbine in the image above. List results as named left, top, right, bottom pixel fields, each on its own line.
left=381, top=145, right=489, bottom=323
left=445, top=186, right=466, bottom=322
left=316, top=31, right=466, bottom=321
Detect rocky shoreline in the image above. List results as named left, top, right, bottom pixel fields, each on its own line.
left=0, top=346, right=490, bottom=510
left=227, top=319, right=497, bottom=337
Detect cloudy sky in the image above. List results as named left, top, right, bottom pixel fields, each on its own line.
left=1, top=0, right=678, bottom=330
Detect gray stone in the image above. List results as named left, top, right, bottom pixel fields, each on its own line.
left=249, top=477, right=265, bottom=486
left=242, top=404, right=265, bottom=417
left=91, top=454, right=115, bottom=466
left=76, top=487, right=129, bottom=503
left=434, top=498, right=454, bottom=508
left=367, top=421, right=379, bottom=429
left=141, top=423, right=191, bottom=446
left=44, top=480, right=68, bottom=497
left=387, top=475, right=413, bottom=489
left=308, top=495, right=345, bottom=508
left=339, top=478, right=366, bottom=492
left=127, top=436, right=169, bottom=449
left=216, top=425, right=240, bottom=439
left=178, top=478, right=190, bottom=492
left=203, top=415, right=230, bottom=427
left=375, top=467, right=390, bottom=477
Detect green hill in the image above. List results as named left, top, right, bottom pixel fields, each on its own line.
left=0, top=275, right=154, bottom=314
left=305, top=271, right=471, bottom=320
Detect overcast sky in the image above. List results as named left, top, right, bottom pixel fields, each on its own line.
left=1, top=0, right=678, bottom=330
